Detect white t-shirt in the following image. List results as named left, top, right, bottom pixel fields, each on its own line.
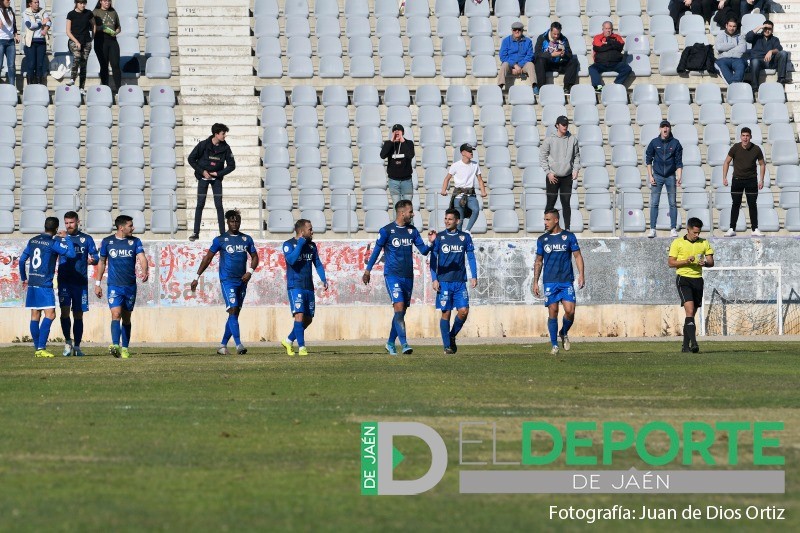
left=448, top=159, right=481, bottom=196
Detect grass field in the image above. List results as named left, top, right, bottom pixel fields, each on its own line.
left=0, top=340, right=798, bottom=532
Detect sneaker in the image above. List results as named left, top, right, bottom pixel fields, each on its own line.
left=79, top=88, right=86, bottom=97
left=724, top=228, right=736, bottom=237
left=385, top=342, right=397, bottom=356
left=449, top=334, right=458, bottom=354
left=647, top=229, right=656, bottom=238
left=188, top=233, right=199, bottom=242
left=681, top=346, right=690, bottom=353
left=670, top=228, right=678, bottom=237
left=35, top=349, right=55, bottom=358
left=74, top=347, right=85, bottom=357
left=401, top=344, right=413, bottom=355
left=752, top=228, right=764, bottom=237
left=595, top=84, right=603, bottom=93
left=217, top=346, right=229, bottom=355
left=63, top=342, right=74, bottom=357
left=236, top=344, right=247, bottom=355
left=560, top=335, right=571, bottom=351
left=550, top=345, right=559, bottom=356
left=65, top=78, right=74, bottom=86
left=444, top=347, right=455, bottom=355
left=752, top=7, right=760, bottom=14
left=532, top=86, right=539, bottom=96
left=281, top=338, right=295, bottom=356
left=109, top=344, right=121, bottom=358
left=120, top=347, right=131, bottom=359
left=690, top=342, right=700, bottom=353
left=298, top=346, right=308, bottom=356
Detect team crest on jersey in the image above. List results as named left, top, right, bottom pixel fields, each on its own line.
left=544, top=244, right=552, bottom=253
left=440, top=235, right=445, bottom=240
left=562, top=235, right=568, bottom=241
left=80, top=237, right=85, bottom=243
left=128, top=240, right=133, bottom=245
left=108, top=297, right=115, bottom=304
left=407, top=228, right=412, bottom=234
left=295, top=302, right=301, bottom=309
left=284, top=245, right=290, bottom=252
left=230, top=297, right=236, bottom=304
left=224, top=237, right=229, bottom=242
left=459, top=235, right=465, bottom=241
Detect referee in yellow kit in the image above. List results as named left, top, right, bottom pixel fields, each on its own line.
left=667, top=217, right=715, bottom=353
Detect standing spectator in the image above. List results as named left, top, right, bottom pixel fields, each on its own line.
left=440, top=144, right=487, bottom=233
left=0, top=0, right=18, bottom=88
left=540, top=116, right=580, bottom=232
left=588, top=21, right=632, bottom=92
left=380, top=124, right=415, bottom=206
left=65, top=0, right=95, bottom=93
left=188, top=123, right=235, bottom=241
left=23, top=0, right=51, bottom=86
left=721, top=127, right=766, bottom=237
left=715, top=18, right=747, bottom=85
left=92, top=0, right=121, bottom=93
left=497, top=21, right=534, bottom=90
left=746, top=21, right=789, bottom=89
left=533, top=21, right=579, bottom=96
left=645, top=120, right=684, bottom=238
left=668, top=0, right=718, bottom=33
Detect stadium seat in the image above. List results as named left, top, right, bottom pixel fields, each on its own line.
left=763, top=103, right=791, bottom=125
left=771, top=141, right=800, bottom=166
left=541, top=105, right=567, bottom=127
left=621, top=208, right=646, bottom=233
left=21, top=167, right=48, bottom=190
left=514, top=125, right=540, bottom=147
left=588, top=209, right=615, bottom=232
left=22, top=105, right=49, bottom=127
left=580, top=146, right=606, bottom=167
left=608, top=125, right=635, bottom=147
left=19, top=210, right=47, bottom=233
left=672, top=124, right=699, bottom=146
left=776, top=166, right=800, bottom=188
left=145, top=57, right=172, bottom=78
left=0, top=210, right=13, bottom=232
left=767, top=123, right=795, bottom=143
left=22, top=84, right=49, bottom=106
left=614, top=167, right=642, bottom=191
left=577, top=125, right=603, bottom=148
left=601, top=84, right=628, bottom=105
left=538, top=85, right=566, bottom=106
left=727, top=83, right=754, bottom=104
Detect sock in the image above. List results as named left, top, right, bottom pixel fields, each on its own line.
left=451, top=316, right=465, bottom=338
left=560, top=317, right=574, bottom=337
left=288, top=326, right=296, bottom=342
left=393, top=311, right=407, bottom=346
left=440, top=318, right=450, bottom=348
left=121, top=322, right=132, bottom=348
left=293, top=320, right=305, bottom=348
left=388, top=318, right=397, bottom=344
left=684, top=317, right=696, bottom=347
left=38, top=317, right=53, bottom=350
left=30, top=320, right=40, bottom=349
left=226, top=315, right=241, bottom=346
left=73, top=319, right=84, bottom=347
left=111, top=320, right=121, bottom=346
left=60, top=316, right=72, bottom=343
left=221, top=319, right=231, bottom=346
left=548, top=317, right=559, bottom=346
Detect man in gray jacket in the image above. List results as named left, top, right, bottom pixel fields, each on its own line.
left=540, top=116, right=580, bottom=231
left=715, top=19, right=747, bottom=85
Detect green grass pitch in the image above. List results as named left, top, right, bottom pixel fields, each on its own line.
left=0, top=341, right=798, bottom=532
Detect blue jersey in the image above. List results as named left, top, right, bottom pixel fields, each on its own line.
left=20, top=233, right=76, bottom=288
left=283, top=237, right=326, bottom=291
left=430, top=229, right=477, bottom=283
left=99, top=235, right=145, bottom=287
left=209, top=232, right=256, bottom=282
left=536, top=230, right=580, bottom=284
left=366, top=222, right=431, bottom=279
left=57, top=231, right=99, bottom=286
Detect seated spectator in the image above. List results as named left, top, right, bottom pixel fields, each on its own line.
left=668, top=0, right=718, bottom=33
left=588, top=21, right=631, bottom=92
left=533, top=21, right=579, bottom=96
left=740, top=0, right=770, bottom=17
left=746, top=20, right=789, bottom=89
left=497, top=21, right=534, bottom=90
left=715, top=19, right=747, bottom=85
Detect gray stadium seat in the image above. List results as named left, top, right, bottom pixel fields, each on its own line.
left=0, top=125, right=14, bottom=147
left=22, top=105, right=49, bottom=127
left=0, top=84, right=17, bottom=106
left=327, top=146, right=354, bottom=168
left=604, top=104, right=631, bottom=126
left=410, top=56, right=435, bottom=77
left=118, top=147, right=145, bottom=168
left=150, top=146, right=177, bottom=168
left=663, top=83, right=690, bottom=105
left=267, top=210, right=294, bottom=233
left=331, top=209, right=358, bottom=233
left=667, top=103, right=694, bottom=125
left=86, top=85, right=113, bottom=106
left=771, top=141, right=799, bottom=166
left=672, top=124, right=698, bottom=145
left=601, top=84, right=628, bottom=105
left=573, top=104, right=599, bottom=126
left=485, top=146, right=511, bottom=168
left=301, top=209, right=327, bottom=233
left=516, top=147, right=540, bottom=168
left=23, top=84, right=50, bottom=106
left=0, top=105, right=16, bottom=127
left=588, top=209, right=615, bottom=232
left=706, top=144, right=729, bottom=166
left=362, top=190, right=389, bottom=211
left=578, top=125, right=603, bottom=147
left=266, top=189, right=294, bottom=211
left=298, top=189, right=325, bottom=211
left=420, top=127, right=445, bottom=147
left=84, top=209, right=113, bottom=233
left=315, top=16, right=341, bottom=38
left=695, top=83, right=722, bottom=105
left=581, top=146, right=606, bottom=167
left=682, top=145, right=702, bottom=166
left=261, top=106, right=288, bottom=128
left=264, top=168, right=291, bottom=190
left=727, top=83, right=754, bottom=104
left=321, top=86, right=348, bottom=107
left=260, top=86, right=286, bottom=108
left=611, top=145, right=638, bottom=167
left=445, top=85, right=472, bottom=106
left=145, top=57, right=172, bottom=79
left=436, top=0, right=460, bottom=16
left=296, top=168, right=323, bottom=191
left=20, top=189, right=48, bottom=210
left=703, top=124, right=730, bottom=146
left=768, top=123, right=795, bottom=143
left=54, top=85, right=81, bottom=106
left=363, top=210, right=390, bottom=232
left=329, top=168, right=356, bottom=190
left=730, top=103, right=758, bottom=125
left=52, top=125, right=78, bottom=148
left=0, top=146, right=14, bottom=168
left=118, top=168, right=145, bottom=190
left=542, top=105, right=567, bottom=127
left=149, top=209, right=178, bottom=234
left=22, top=126, right=48, bottom=147
left=614, top=166, right=642, bottom=190
left=21, top=167, right=48, bottom=190
left=348, top=56, right=375, bottom=78
left=757, top=82, right=786, bottom=104
left=0, top=210, right=13, bottom=232
left=118, top=106, right=145, bottom=128
left=325, top=126, right=352, bottom=147
left=436, top=16, right=461, bottom=38
left=514, top=125, right=540, bottom=147
left=539, top=85, right=566, bottom=106
left=53, top=168, right=79, bottom=191
left=453, top=125, right=480, bottom=147
left=680, top=166, right=706, bottom=189
left=86, top=167, right=113, bottom=190
left=509, top=105, right=536, bottom=127
left=698, top=103, right=725, bottom=125
left=20, top=210, right=47, bottom=233
left=442, top=56, right=467, bottom=77
left=291, top=86, right=318, bottom=108
left=86, top=146, right=112, bottom=168
left=150, top=168, right=178, bottom=190
left=376, top=17, right=401, bottom=38
left=117, top=86, right=145, bottom=107
left=294, top=126, right=320, bottom=146
left=488, top=167, right=514, bottom=189
left=85, top=125, right=112, bottom=148
left=608, top=125, right=635, bottom=147
left=292, top=106, right=318, bottom=127
left=21, top=146, right=48, bottom=168
left=295, top=146, right=322, bottom=168
left=86, top=106, right=113, bottom=128
left=118, top=189, right=145, bottom=211
left=653, top=33, right=679, bottom=56
left=763, top=103, right=791, bottom=125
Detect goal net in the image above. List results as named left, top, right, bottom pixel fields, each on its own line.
left=701, top=266, right=783, bottom=336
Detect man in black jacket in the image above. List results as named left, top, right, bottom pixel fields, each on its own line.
left=533, top=22, right=579, bottom=95
left=380, top=124, right=415, bottom=205
left=746, top=21, right=789, bottom=90
left=188, top=123, right=236, bottom=241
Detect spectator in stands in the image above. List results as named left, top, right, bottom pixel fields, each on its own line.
left=721, top=127, right=765, bottom=237
left=645, top=120, right=684, bottom=238
left=440, top=144, right=487, bottom=232
left=714, top=18, right=748, bottom=85
left=92, top=0, right=121, bottom=94
left=497, top=21, right=534, bottom=90
left=746, top=21, right=789, bottom=89
left=588, top=21, right=631, bottom=93
left=0, top=0, right=19, bottom=88
left=65, top=0, right=95, bottom=93
left=23, top=0, right=51, bottom=86
left=740, top=0, right=770, bottom=17
left=540, top=116, right=580, bottom=232
left=668, top=0, right=717, bottom=33
left=533, top=21, right=579, bottom=96
left=380, top=124, right=415, bottom=206
left=188, top=123, right=236, bottom=241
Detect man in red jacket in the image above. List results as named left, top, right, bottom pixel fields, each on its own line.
left=588, top=21, right=632, bottom=92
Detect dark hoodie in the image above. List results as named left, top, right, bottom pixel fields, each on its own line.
left=188, top=136, right=236, bottom=180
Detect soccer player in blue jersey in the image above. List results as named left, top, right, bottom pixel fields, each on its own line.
left=19, top=217, right=76, bottom=358
left=362, top=199, right=436, bottom=355
left=190, top=210, right=258, bottom=355
left=533, top=209, right=585, bottom=355
left=281, top=219, right=328, bottom=357
left=58, top=211, right=99, bottom=357
left=94, top=215, right=149, bottom=359
left=430, top=209, right=478, bottom=354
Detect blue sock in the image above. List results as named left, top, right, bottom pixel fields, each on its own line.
left=228, top=315, right=241, bottom=346
left=121, top=322, right=131, bottom=348
left=60, top=316, right=72, bottom=343
left=111, top=320, right=121, bottom=346
left=388, top=318, right=397, bottom=344
left=451, top=316, right=465, bottom=338
left=30, top=320, right=40, bottom=349
left=221, top=319, right=231, bottom=346
left=393, top=311, right=407, bottom=346
left=560, top=318, right=574, bottom=336
left=293, top=321, right=305, bottom=347
left=547, top=317, right=559, bottom=346
left=440, top=318, right=450, bottom=348
left=288, top=325, right=296, bottom=342
left=38, top=317, right=53, bottom=350
left=73, top=319, right=83, bottom=347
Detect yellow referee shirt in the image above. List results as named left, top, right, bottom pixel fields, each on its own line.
left=668, top=236, right=714, bottom=278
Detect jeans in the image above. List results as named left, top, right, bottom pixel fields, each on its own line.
left=193, top=178, right=225, bottom=235
left=0, top=39, right=15, bottom=86
left=649, top=174, right=677, bottom=230
left=730, top=177, right=759, bottom=230
left=715, top=57, right=747, bottom=85
left=24, top=40, right=48, bottom=79
left=455, top=195, right=480, bottom=231
left=750, top=51, right=789, bottom=89
left=544, top=176, right=573, bottom=231
left=588, top=60, right=632, bottom=87
left=387, top=177, right=413, bottom=207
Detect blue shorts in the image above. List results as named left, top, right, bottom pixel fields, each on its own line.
left=58, top=284, right=89, bottom=312
left=107, top=285, right=137, bottom=311
left=221, top=280, right=247, bottom=310
left=287, top=288, right=315, bottom=316
left=543, top=282, right=576, bottom=307
left=435, top=281, right=470, bottom=311
left=385, top=276, right=413, bottom=306
left=26, top=286, right=56, bottom=309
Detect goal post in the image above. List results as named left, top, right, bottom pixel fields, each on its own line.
left=700, top=266, right=783, bottom=337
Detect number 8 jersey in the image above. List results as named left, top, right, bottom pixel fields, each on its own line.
left=19, top=233, right=75, bottom=288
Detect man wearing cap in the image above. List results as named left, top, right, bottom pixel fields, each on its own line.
left=440, top=144, right=487, bottom=232
left=498, top=21, right=534, bottom=89
left=589, top=21, right=632, bottom=92
left=380, top=124, right=416, bottom=206
left=540, top=116, right=580, bottom=232
left=645, top=120, right=684, bottom=238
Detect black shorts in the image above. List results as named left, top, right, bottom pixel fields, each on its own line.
left=676, top=275, right=704, bottom=307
